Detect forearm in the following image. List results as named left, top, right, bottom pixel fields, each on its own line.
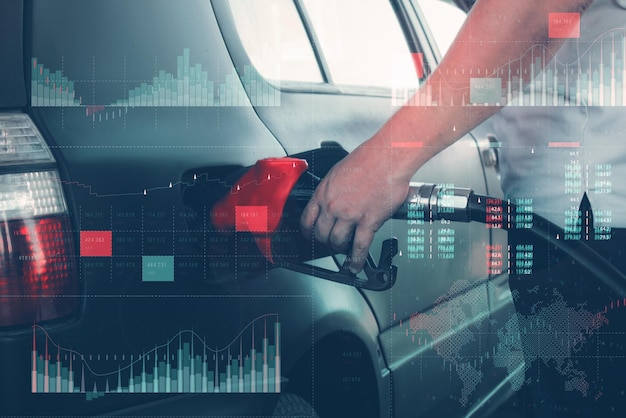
left=300, top=0, right=595, bottom=272
left=378, top=0, right=594, bottom=181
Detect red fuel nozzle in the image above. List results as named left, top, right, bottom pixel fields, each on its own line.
left=210, top=157, right=309, bottom=262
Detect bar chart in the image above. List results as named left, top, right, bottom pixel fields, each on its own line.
left=31, top=48, right=280, bottom=113
left=31, top=314, right=281, bottom=400
left=394, top=28, right=626, bottom=107
left=493, top=31, right=626, bottom=107
left=30, top=58, right=82, bottom=107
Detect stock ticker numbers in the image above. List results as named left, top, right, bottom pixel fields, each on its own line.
left=484, top=197, right=535, bottom=275
left=513, top=244, right=534, bottom=276
left=486, top=244, right=503, bottom=276
left=564, top=159, right=583, bottom=195
left=563, top=154, right=584, bottom=240
left=513, top=198, right=534, bottom=230
left=405, top=184, right=461, bottom=261
left=71, top=159, right=310, bottom=284
left=436, top=228, right=455, bottom=260
left=594, top=163, right=613, bottom=195
left=76, top=204, right=284, bottom=284
left=405, top=202, right=457, bottom=261
left=561, top=155, right=614, bottom=241
left=78, top=205, right=207, bottom=283
left=548, top=12, right=581, bottom=39
left=406, top=202, right=427, bottom=260
left=485, top=198, right=503, bottom=229
left=593, top=163, right=614, bottom=240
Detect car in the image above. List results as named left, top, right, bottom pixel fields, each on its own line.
left=0, top=0, right=526, bottom=416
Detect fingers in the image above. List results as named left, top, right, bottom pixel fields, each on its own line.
left=300, top=177, right=376, bottom=274
left=300, top=200, right=320, bottom=237
left=349, top=227, right=375, bottom=274
left=313, top=210, right=335, bottom=244
left=302, top=203, right=355, bottom=252
left=329, top=220, right=355, bottom=253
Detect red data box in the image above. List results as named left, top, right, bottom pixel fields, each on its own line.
left=548, top=12, right=580, bottom=38
left=80, top=231, right=113, bottom=257
left=235, top=205, right=268, bottom=233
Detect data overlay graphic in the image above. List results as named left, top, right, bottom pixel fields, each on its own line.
left=31, top=48, right=280, bottom=122
left=396, top=278, right=625, bottom=406
left=394, top=28, right=626, bottom=107
left=31, top=315, right=281, bottom=400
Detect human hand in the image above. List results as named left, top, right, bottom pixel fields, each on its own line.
left=300, top=140, right=410, bottom=273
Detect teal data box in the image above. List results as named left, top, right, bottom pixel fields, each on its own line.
left=142, top=256, right=175, bottom=282
left=470, top=78, right=502, bottom=105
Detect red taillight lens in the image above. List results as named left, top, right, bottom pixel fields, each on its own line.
left=0, top=114, right=79, bottom=327
left=0, top=216, right=79, bottom=327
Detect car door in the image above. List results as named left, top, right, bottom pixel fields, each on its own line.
left=4, top=0, right=517, bottom=416
left=9, top=0, right=335, bottom=415
left=387, top=2, right=518, bottom=416
left=216, top=0, right=505, bottom=416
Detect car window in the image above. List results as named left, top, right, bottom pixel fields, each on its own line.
left=228, top=0, right=323, bottom=83
left=230, top=0, right=421, bottom=91
left=301, top=0, right=420, bottom=89
left=416, top=0, right=467, bottom=56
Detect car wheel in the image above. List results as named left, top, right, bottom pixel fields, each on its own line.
left=272, top=393, right=320, bottom=417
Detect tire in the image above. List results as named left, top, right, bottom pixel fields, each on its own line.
left=272, top=393, right=320, bottom=417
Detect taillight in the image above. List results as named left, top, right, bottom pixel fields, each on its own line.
left=0, top=114, right=79, bottom=327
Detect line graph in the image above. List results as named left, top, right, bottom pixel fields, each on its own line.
left=395, top=27, right=626, bottom=107
left=31, top=314, right=281, bottom=400
left=60, top=161, right=300, bottom=199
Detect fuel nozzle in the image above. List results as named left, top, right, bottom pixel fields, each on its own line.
left=208, top=159, right=485, bottom=291
left=208, top=157, right=399, bottom=290
left=208, top=156, right=626, bottom=297
left=393, top=183, right=474, bottom=223
left=209, top=157, right=310, bottom=262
